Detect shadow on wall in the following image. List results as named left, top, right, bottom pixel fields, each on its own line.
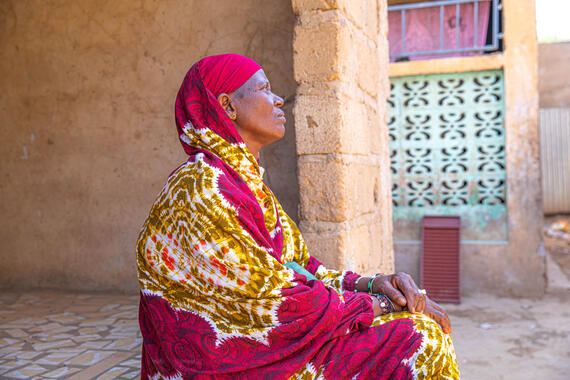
left=0, top=0, right=298, bottom=292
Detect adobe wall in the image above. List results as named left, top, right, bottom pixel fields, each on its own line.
left=0, top=1, right=297, bottom=291
left=538, top=42, right=570, bottom=108
left=292, top=0, right=395, bottom=274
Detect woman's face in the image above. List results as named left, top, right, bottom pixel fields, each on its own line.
left=225, top=70, right=285, bottom=156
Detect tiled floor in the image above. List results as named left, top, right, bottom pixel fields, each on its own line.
left=0, top=292, right=141, bottom=379
left=1, top=290, right=569, bottom=379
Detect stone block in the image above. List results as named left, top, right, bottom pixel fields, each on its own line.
left=355, top=36, right=381, bottom=97
left=336, top=0, right=380, bottom=41
left=300, top=221, right=347, bottom=268
left=366, top=102, right=390, bottom=156
left=368, top=221, right=394, bottom=273
left=344, top=222, right=370, bottom=273
left=298, top=156, right=348, bottom=222
left=300, top=218, right=393, bottom=273
left=292, top=0, right=339, bottom=14
left=296, top=87, right=384, bottom=156
left=337, top=0, right=366, bottom=29
left=338, top=96, right=372, bottom=155
left=337, top=24, right=380, bottom=98
left=297, top=156, right=380, bottom=222
left=347, top=160, right=380, bottom=217
left=293, top=11, right=344, bottom=83
left=294, top=92, right=343, bottom=155
left=365, top=0, right=381, bottom=40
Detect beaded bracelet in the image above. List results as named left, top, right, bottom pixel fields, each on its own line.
left=373, top=293, right=395, bottom=315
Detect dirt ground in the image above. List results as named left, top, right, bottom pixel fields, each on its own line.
left=445, top=216, right=570, bottom=380
left=444, top=291, right=570, bottom=380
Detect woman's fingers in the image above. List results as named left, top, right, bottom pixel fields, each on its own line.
left=427, top=299, right=452, bottom=334
left=373, top=275, right=407, bottom=307
left=378, top=280, right=407, bottom=307
left=393, top=273, right=426, bottom=314
left=415, top=291, right=427, bottom=314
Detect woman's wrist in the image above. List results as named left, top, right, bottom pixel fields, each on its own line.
left=373, top=293, right=395, bottom=315
left=353, top=273, right=383, bottom=293
left=353, top=276, right=366, bottom=292
left=370, top=293, right=395, bottom=316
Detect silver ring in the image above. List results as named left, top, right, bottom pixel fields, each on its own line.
left=418, top=289, right=427, bottom=295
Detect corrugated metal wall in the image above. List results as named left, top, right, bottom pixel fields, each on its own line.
left=540, top=108, right=570, bottom=214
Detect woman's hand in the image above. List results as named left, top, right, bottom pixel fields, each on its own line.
left=424, top=297, right=452, bottom=334
left=372, top=273, right=427, bottom=314
left=364, top=273, right=452, bottom=333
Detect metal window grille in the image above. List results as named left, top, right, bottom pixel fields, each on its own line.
left=388, top=0, right=503, bottom=60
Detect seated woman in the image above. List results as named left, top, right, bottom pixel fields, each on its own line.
left=137, top=54, right=459, bottom=379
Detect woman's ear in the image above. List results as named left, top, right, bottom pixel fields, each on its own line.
left=217, top=93, right=237, bottom=120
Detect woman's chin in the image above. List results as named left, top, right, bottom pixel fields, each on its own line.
left=276, top=124, right=286, bottom=138
left=266, top=126, right=286, bottom=145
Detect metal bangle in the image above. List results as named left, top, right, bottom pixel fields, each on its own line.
left=353, top=276, right=365, bottom=292
left=367, top=273, right=383, bottom=294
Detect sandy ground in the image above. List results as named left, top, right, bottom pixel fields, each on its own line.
left=445, top=291, right=570, bottom=380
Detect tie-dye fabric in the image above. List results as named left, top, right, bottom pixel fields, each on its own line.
left=136, top=58, right=460, bottom=379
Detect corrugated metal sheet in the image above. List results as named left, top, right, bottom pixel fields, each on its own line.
left=540, top=108, right=570, bottom=214
left=421, top=215, right=461, bottom=303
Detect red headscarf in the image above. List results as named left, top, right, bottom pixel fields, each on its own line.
left=174, top=54, right=262, bottom=154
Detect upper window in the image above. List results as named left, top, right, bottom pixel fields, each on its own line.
left=388, top=0, right=503, bottom=62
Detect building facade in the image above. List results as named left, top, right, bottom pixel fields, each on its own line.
left=388, top=0, right=545, bottom=296
left=0, top=0, right=543, bottom=296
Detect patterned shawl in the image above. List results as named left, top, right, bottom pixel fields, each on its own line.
left=136, top=55, right=371, bottom=379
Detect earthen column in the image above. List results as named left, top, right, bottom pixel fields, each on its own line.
left=292, top=0, right=394, bottom=274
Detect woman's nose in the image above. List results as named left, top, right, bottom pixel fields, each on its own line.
left=274, top=94, right=284, bottom=107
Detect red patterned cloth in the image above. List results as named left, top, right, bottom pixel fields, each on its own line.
left=136, top=54, right=459, bottom=379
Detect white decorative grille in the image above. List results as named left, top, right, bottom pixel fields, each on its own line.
left=388, top=70, right=507, bottom=241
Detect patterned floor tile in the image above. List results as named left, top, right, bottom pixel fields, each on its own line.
left=0, top=360, right=27, bottom=375
left=0, top=291, right=143, bottom=379
left=41, top=366, right=81, bottom=378
left=4, top=364, right=49, bottom=378
left=120, top=358, right=141, bottom=367
left=66, top=350, right=114, bottom=366
left=5, top=329, right=27, bottom=338
left=78, top=340, right=113, bottom=350
left=97, top=366, right=129, bottom=379
left=32, top=339, right=75, bottom=351
left=2, top=350, right=43, bottom=361
left=119, top=369, right=141, bottom=379
left=104, top=338, right=140, bottom=351
left=35, top=350, right=83, bottom=365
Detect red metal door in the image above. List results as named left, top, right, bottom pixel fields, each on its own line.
left=421, top=215, right=461, bottom=303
